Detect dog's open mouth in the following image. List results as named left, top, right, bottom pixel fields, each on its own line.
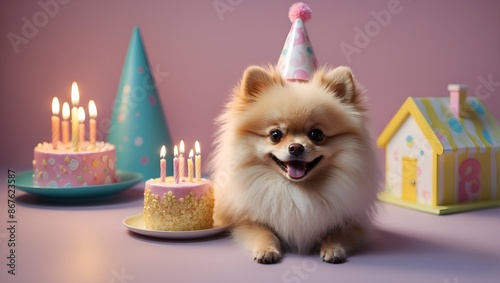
left=269, top=154, right=323, bottom=180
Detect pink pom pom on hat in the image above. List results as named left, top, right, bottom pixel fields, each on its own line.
left=288, top=2, right=312, bottom=22
left=277, top=2, right=318, bottom=82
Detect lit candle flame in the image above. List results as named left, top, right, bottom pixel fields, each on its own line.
left=78, top=107, right=85, bottom=123
left=52, top=97, right=60, bottom=116
left=88, top=100, right=97, bottom=119
left=195, top=141, right=201, bottom=155
left=174, top=145, right=179, bottom=157
left=62, top=102, right=70, bottom=120
left=160, top=145, right=166, bottom=159
left=189, top=149, right=194, bottom=159
left=71, top=82, right=80, bottom=106
left=180, top=140, right=185, bottom=154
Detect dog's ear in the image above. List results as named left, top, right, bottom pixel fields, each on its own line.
left=240, top=66, right=284, bottom=101
left=314, top=66, right=361, bottom=105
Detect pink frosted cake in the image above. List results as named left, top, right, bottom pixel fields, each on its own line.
left=33, top=141, right=116, bottom=187
left=144, top=177, right=214, bottom=231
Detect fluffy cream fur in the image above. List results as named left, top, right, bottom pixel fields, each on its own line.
left=210, top=65, right=380, bottom=264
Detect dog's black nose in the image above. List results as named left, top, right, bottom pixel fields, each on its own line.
left=288, top=143, right=304, bottom=157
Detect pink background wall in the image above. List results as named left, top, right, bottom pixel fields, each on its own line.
left=1, top=0, right=499, bottom=172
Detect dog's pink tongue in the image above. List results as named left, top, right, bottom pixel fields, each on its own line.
left=286, top=161, right=306, bottom=179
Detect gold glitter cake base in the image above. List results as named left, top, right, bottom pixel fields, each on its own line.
left=144, top=188, right=214, bottom=231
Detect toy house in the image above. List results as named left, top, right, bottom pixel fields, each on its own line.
left=377, top=84, right=500, bottom=214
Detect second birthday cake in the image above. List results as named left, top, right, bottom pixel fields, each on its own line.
left=144, top=177, right=214, bottom=231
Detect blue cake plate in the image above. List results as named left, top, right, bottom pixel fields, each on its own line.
left=14, top=170, right=143, bottom=202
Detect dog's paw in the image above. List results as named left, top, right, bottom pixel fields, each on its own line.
left=254, top=248, right=282, bottom=264
left=320, top=244, right=347, bottom=264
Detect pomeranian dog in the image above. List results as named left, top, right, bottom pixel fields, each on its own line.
left=210, top=65, right=380, bottom=264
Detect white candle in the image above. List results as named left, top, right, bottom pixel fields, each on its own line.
left=179, top=140, right=185, bottom=180
left=160, top=145, right=166, bottom=183
left=173, top=145, right=179, bottom=184
left=51, top=97, right=60, bottom=149
left=71, top=82, right=80, bottom=150
left=71, top=112, right=78, bottom=150
left=188, top=149, right=194, bottom=183
left=88, top=100, right=97, bottom=145
left=195, top=141, right=201, bottom=181
left=62, top=102, right=70, bottom=144
left=78, top=107, right=85, bottom=145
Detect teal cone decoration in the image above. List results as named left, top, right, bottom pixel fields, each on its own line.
left=108, top=26, right=173, bottom=179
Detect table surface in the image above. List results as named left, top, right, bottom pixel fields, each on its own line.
left=1, top=174, right=499, bottom=283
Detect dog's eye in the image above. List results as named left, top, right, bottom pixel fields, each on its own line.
left=308, top=129, right=324, bottom=142
left=269, top=129, right=284, bottom=143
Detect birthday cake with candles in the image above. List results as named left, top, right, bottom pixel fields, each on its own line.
left=143, top=141, right=214, bottom=231
left=32, top=82, right=117, bottom=187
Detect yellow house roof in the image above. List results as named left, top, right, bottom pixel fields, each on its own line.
left=377, top=97, right=500, bottom=154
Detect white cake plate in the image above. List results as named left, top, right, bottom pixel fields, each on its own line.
left=123, top=213, right=230, bottom=240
